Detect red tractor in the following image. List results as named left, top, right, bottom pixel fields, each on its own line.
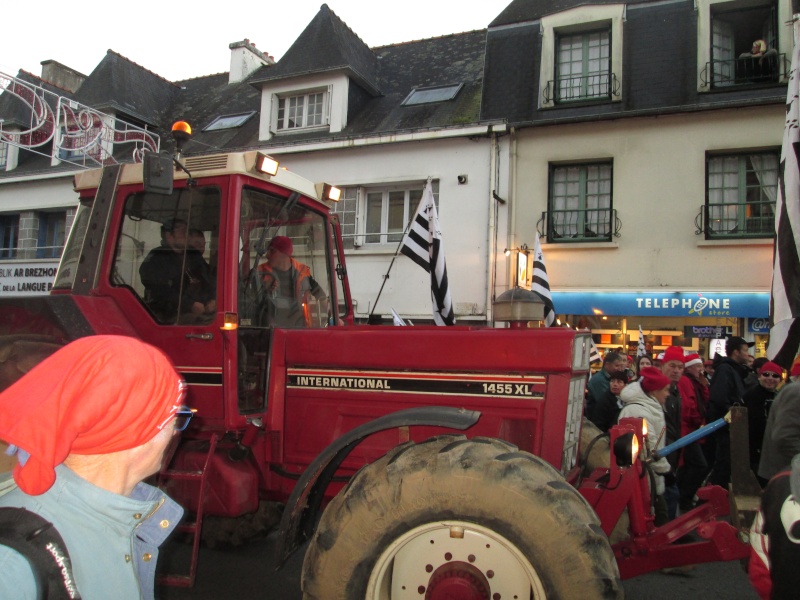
left=0, top=131, right=754, bottom=599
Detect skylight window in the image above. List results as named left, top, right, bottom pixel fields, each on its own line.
left=402, top=84, right=463, bottom=106
left=203, top=111, right=255, bottom=131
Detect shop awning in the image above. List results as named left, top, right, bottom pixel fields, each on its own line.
left=550, top=291, right=769, bottom=318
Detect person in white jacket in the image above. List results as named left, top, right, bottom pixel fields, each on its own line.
left=619, top=366, right=673, bottom=525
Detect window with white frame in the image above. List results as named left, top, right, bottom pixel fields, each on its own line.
left=548, top=163, right=613, bottom=242
left=555, top=29, right=611, bottom=102
left=276, top=91, right=326, bottom=131
left=0, top=142, right=7, bottom=169
left=331, top=181, right=439, bottom=247
left=336, top=187, right=358, bottom=249
left=705, top=151, right=778, bottom=238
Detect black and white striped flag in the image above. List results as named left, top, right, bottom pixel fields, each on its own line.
left=589, top=338, right=602, bottom=364
left=531, top=232, right=555, bottom=326
left=768, top=40, right=800, bottom=368
left=637, top=326, right=647, bottom=357
left=400, top=180, right=455, bottom=326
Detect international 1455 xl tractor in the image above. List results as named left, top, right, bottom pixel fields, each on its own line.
left=0, top=127, right=754, bottom=599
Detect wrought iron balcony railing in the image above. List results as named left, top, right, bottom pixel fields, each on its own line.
left=537, top=208, right=621, bottom=242
left=700, top=53, right=789, bottom=88
left=695, top=202, right=776, bottom=238
left=543, top=73, right=620, bottom=104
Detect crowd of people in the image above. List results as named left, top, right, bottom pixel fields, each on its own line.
left=586, top=338, right=800, bottom=597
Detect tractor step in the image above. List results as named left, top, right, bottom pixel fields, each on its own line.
left=156, top=434, right=219, bottom=588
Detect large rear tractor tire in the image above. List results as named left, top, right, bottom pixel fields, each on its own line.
left=302, top=435, right=622, bottom=599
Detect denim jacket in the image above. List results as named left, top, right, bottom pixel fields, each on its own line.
left=0, top=465, right=182, bottom=599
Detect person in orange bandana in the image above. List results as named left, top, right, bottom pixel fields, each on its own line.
left=0, top=335, right=189, bottom=600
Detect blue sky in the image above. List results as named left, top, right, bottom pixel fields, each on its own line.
left=2, top=1, right=506, bottom=81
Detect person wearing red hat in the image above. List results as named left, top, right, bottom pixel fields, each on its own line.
left=257, top=236, right=325, bottom=327
left=619, top=366, right=673, bottom=525
left=743, top=361, right=784, bottom=486
left=676, top=353, right=711, bottom=511
left=759, top=356, right=800, bottom=483
left=0, top=336, right=189, bottom=600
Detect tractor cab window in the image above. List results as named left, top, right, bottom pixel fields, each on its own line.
left=237, top=187, right=333, bottom=413
left=111, top=186, right=221, bottom=325
left=238, top=187, right=332, bottom=329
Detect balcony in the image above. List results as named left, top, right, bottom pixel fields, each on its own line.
left=701, top=53, right=789, bottom=89
left=695, top=202, right=776, bottom=239
left=543, top=73, right=620, bottom=104
left=537, top=208, right=621, bottom=242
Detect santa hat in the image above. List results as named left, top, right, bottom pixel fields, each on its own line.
left=639, top=366, right=671, bottom=394
left=757, top=361, right=783, bottom=376
left=662, top=346, right=685, bottom=364
left=0, top=336, right=185, bottom=495
left=683, top=353, right=703, bottom=368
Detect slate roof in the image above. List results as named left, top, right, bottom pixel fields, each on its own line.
left=175, top=27, right=488, bottom=155
left=73, top=51, right=180, bottom=127
left=169, top=73, right=262, bottom=154
left=490, top=0, right=653, bottom=27
left=249, top=4, right=380, bottom=96
left=0, top=70, right=71, bottom=129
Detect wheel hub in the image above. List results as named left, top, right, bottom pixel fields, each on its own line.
left=426, top=562, right=490, bottom=600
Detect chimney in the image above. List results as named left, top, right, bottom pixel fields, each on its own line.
left=39, top=60, right=86, bottom=94
left=229, top=39, right=274, bottom=84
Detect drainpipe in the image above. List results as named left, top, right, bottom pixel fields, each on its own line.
left=509, top=127, right=518, bottom=290
left=487, top=131, right=498, bottom=324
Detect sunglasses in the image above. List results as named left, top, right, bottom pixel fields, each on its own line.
left=174, top=406, right=196, bottom=431
left=761, top=372, right=781, bottom=379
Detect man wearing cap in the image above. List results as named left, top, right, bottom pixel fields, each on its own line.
left=677, top=353, right=710, bottom=511
left=744, top=361, right=783, bottom=485
left=758, top=359, right=800, bottom=482
left=257, top=236, right=325, bottom=327
left=749, top=453, right=800, bottom=599
left=708, top=336, right=753, bottom=488
left=0, top=336, right=188, bottom=600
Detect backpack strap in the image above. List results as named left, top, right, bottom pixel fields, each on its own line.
left=0, top=507, right=81, bottom=599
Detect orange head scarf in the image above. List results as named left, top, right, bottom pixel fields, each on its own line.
left=0, top=335, right=185, bottom=495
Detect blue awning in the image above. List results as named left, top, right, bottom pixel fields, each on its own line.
left=550, top=291, right=769, bottom=318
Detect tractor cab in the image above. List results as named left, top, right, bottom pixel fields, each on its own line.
left=55, top=146, right=351, bottom=431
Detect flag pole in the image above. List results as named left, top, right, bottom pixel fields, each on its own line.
left=368, top=225, right=415, bottom=322
left=368, top=177, right=432, bottom=322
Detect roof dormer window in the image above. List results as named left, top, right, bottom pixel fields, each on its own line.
left=402, top=84, right=463, bottom=106
left=203, top=111, right=255, bottom=131
left=276, top=91, right=326, bottom=130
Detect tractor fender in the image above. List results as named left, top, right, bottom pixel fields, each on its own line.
left=274, top=406, right=480, bottom=568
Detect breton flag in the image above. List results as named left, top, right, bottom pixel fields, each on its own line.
left=768, top=40, right=800, bottom=368
left=531, top=232, right=556, bottom=326
left=400, top=180, right=455, bottom=326
left=589, top=338, right=602, bottom=364
left=637, top=326, right=647, bottom=357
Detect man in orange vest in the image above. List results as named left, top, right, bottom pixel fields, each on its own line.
left=258, top=236, right=325, bottom=326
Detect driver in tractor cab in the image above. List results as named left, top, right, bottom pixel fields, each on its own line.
left=139, top=219, right=216, bottom=324
left=258, top=236, right=325, bottom=327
